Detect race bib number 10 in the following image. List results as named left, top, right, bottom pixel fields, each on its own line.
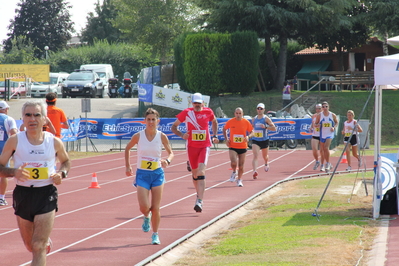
left=192, top=130, right=206, bottom=141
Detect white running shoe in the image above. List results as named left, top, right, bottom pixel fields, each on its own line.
left=230, top=172, right=237, bottom=182
left=0, top=199, right=8, bottom=206
left=236, top=179, right=243, bottom=187
left=194, top=199, right=203, bottom=213
left=346, top=166, right=351, bottom=171
left=313, top=161, right=320, bottom=170
left=264, top=164, right=270, bottom=172
left=253, top=171, right=258, bottom=179
left=320, top=164, right=325, bottom=172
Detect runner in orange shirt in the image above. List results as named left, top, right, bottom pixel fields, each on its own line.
left=223, top=108, right=253, bottom=187
left=45, top=93, right=69, bottom=138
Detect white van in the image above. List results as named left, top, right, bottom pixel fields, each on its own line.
left=30, top=72, right=70, bottom=97
left=80, top=64, right=114, bottom=95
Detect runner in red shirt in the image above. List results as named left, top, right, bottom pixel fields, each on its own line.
left=172, top=93, right=219, bottom=213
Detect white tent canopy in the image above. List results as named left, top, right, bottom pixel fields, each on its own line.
left=373, top=52, right=399, bottom=219
left=387, top=35, right=399, bottom=47
left=375, top=53, right=399, bottom=86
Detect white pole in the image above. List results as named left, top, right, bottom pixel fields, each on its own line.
left=372, top=86, right=383, bottom=219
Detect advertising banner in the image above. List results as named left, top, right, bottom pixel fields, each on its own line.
left=138, top=82, right=210, bottom=110
left=0, top=64, right=50, bottom=82
left=57, top=117, right=312, bottom=141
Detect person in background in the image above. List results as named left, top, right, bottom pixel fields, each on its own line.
left=341, top=110, right=363, bottom=171
left=0, top=100, right=70, bottom=265
left=251, top=103, right=276, bottom=179
left=223, top=107, right=253, bottom=187
left=125, top=108, right=174, bottom=245
left=45, top=92, right=69, bottom=138
left=0, top=101, right=18, bottom=206
left=315, top=101, right=338, bottom=172
left=171, top=93, right=219, bottom=213
left=309, top=104, right=324, bottom=171
left=282, top=81, right=292, bottom=109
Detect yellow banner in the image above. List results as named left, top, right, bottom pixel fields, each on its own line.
left=0, top=64, right=50, bottom=82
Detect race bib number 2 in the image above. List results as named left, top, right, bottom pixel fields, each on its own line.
left=140, top=156, right=159, bottom=170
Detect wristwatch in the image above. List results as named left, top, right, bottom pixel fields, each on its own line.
left=59, top=170, right=67, bottom=179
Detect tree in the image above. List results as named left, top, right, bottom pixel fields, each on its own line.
left=0, top=36, right=36, bottom=64
left=194, top=0, right=366, bottom=89
left=80, top=0, right=123, bottom=45
left=364, top=0, right=399, bottom=55
left=113, top=0, right=197, bottom=64
left=3, top=0, right=74, bottom=58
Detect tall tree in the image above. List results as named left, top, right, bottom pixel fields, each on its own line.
left=3, top=0, right=74, bottom=58
left=195, top=0, right=365, bottom=89
left=364, top=0, right=399, bottom=55
left=113, top=0, right=197, bottom=64
left=80, top=0, right=122, bottom=45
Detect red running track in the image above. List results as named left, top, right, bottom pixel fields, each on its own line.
left=0, top=149, right=371, bottom=265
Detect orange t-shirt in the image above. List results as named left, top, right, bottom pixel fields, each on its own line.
left=47, top=105, right=67, bottom=138
left=224, top=118, right=253, bottom=149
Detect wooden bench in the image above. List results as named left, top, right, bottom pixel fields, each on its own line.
left=310, top=71, right=374, bottom=91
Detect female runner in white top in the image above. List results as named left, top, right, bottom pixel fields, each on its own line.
left=125, top=108, right=174, bottom=245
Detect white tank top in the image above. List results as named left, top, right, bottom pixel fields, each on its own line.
left=312, top=115, right=320, bottom=137
left=320, top=112, right=335, bottom=139
left=343, top=120, right=358, bottom=136
left=136, top=130, right=162, bottom=171
left=13, top=131, right=56, bottom=187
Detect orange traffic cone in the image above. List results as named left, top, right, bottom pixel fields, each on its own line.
left=88, top=172, right=101, bottom=188
left=340, top=152, right=348, bottom=164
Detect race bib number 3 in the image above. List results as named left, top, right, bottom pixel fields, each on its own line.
left=26, top=167, right=49, bottom=180
left=192, top=130, right=206, bottom=141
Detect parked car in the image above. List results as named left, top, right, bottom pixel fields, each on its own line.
left=80, top=64, right=114, bottom=96
left=0, top=81, right=26, bottom=99
left=61, top=69, right=105, bottom=98
left=31, top=72, right=70, bottom=97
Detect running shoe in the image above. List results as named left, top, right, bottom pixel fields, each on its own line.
left=0, top=199, right=8, bottom=206
left=142, top=213, right=151, bottom=232
left=358, top=158, right=362, bottom=167
left=151, top=233, right=160, bottom=245
left=194, top=199, right=203, bottom=213
left=253, top=171, right=258, bottom=179
left=313, top=161, right=320, bottom=170
left=346, top=166, right=352, bottom=171
left=187, top=161, right=191, bottom=172
left=229, top=172, right=237, bottom=182
left=264, top=164, right=270, bottom=172
left=320, top=164, right=325, bottom=172
left=325, top=163, right=332, bottom=173
left=46, top=238, right=52, bottom=254
left=236, top=179, right=243, bottom=187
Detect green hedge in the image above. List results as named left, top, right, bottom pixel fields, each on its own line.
left=176, top=31, right=259, bottom=96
